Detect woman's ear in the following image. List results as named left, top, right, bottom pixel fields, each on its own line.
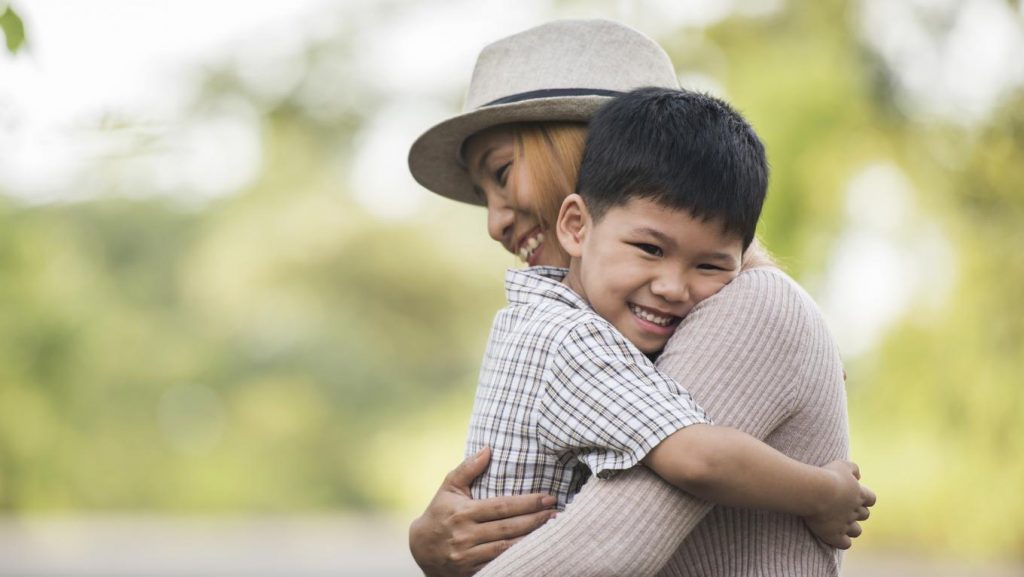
left=556, top=194, right=589, bottom=258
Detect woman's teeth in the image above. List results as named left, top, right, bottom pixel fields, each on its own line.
left=518, top=233, right=545, bottom=263
left=629, top=304, right=674, bottom=327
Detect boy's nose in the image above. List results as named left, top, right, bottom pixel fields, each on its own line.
left=651, top=274, right=690, bottom=303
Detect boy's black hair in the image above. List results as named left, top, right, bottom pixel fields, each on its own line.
left=577, top=87, right=768, bottom=249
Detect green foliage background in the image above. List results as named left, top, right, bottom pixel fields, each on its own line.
left=1, top=0, right=1022, bottom=561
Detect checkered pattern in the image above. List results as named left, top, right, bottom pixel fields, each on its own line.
left=466, top=267, right=710, bottom=509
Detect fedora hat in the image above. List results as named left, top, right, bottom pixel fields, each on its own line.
left=408, top=19, right=680, bottom=206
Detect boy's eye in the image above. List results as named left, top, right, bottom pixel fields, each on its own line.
left=697, top=263, right=725, bottom=271
left=634, top=243, right=663, bottom=257
left=496, top=162, right=511, bottom=186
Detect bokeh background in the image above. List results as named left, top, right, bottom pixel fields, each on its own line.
left=1, top=0, right=1022, bottom=575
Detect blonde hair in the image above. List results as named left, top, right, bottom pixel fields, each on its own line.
left=741, top=237, right=778, bottom=270
left=510, top=122, right=588, bottom=261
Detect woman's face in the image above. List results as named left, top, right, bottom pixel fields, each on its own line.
left=463, top=125, right=570, bottom=268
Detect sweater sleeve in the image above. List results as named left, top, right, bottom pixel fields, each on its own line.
left=477, top=268, right=829, bottom=577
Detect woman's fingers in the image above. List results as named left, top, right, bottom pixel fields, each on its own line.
left=462, top=535, right=529, bottom=572
left=468, top=493, right=557, bottom=523
left=409, top=454, right=555, bottom=577
left=444, top=448, right=493, bottom=495
left=475, top=509, right=557, bottom=543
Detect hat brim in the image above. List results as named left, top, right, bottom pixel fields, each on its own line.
left=408, top=95, right=612, bottom=206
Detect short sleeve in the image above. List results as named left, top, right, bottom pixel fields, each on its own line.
left=536, top=318, right=710, bottom=478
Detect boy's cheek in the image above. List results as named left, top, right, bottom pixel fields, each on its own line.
left=695, top=278, right=733, bottom=304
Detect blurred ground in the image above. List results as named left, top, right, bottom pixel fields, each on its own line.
left=0, top=516, right=1020, bottom=577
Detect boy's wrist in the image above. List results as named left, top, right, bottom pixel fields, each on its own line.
left=805, top=466, right=842, bottom=519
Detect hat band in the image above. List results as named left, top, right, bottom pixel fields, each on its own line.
left=482, top=88, right=624, bottom=108
left=455, top=88, right=624, bottom=169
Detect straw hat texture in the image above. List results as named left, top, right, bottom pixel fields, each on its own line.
left=408, top=19, right=680, bottom=205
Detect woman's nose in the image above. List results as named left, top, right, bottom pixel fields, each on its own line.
left=487, top=203, right=515, bottom=246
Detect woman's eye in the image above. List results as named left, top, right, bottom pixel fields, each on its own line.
left=635, top=243, right=662, bottom=257
left=496, top=163, right=511, bottom=186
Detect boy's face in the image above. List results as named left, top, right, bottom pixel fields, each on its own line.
left=558, top=195, right=743, bottom=354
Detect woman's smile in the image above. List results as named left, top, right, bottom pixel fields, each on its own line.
left=515, top=227, right=546, bottom=265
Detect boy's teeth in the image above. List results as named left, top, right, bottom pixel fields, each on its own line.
left=630, top=304, right=673, bottom=326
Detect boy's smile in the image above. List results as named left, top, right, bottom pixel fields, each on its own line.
left=558, top=196, right=744, bottom=354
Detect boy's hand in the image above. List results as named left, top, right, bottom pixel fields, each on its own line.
left=802, top=460, right=876, bottom=549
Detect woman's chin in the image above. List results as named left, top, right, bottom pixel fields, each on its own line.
left=530, top=246, right=569, bottom=268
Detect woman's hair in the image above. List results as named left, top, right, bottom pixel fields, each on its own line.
left=741, top=238, right=778, bottom=270
left=511, top=122, right=588, bottom=260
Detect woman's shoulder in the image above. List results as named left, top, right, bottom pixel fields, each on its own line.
left=691, top=266, right=828, bottom=336
left=716, top=265, right=814, bottom=306
left=728, top=265, right=804, bottom=296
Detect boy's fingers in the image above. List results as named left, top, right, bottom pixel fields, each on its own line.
left=475, top=509, right=557, bottom=542
left=822, top=533, right=852, bottom=550
left=445, top=448, right=492, bottom=490
left=849, top=461, right=861, bottom=480
left=470, top=493, right=557, bottom=523
left=847, top=521, right=863, bottom=539
left=856, top=506, right=870, bottom=521
left=862, top=486, right=877, bottom=507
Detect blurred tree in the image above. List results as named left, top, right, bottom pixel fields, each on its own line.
left=0, top=3, right=24, bottom=54
left=848, top=93, right=1024, bottom=556
left=0, top=0, right=1022, bottom=561
left=0, top=5, right=505, bottom=511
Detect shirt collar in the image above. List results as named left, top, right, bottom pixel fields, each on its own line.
left=504, top=266, right=590, bottom=310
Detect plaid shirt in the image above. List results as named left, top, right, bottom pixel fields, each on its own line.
left=466, top=267, right=710, bottom=509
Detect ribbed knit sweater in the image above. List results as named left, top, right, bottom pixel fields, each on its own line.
left=476, top=267, right=849, bottom=577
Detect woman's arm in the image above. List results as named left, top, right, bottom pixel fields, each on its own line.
left=409, top=447, right=558, bottom=577
left=476, top=464, right=711, bottom=576
left=478, top=267, right=846, bottom=576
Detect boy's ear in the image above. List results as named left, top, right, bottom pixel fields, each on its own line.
left=556, top=194, right=589, bottom=258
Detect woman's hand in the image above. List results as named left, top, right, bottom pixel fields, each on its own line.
left=409, top=447, right=558, bottom=577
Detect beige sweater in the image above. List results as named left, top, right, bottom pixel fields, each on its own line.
left=477, top=267, right=849, bottom=577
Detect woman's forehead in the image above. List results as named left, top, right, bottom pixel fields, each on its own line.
left=463, top=125, right=516, bottom=169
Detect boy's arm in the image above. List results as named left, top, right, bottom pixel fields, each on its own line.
left=477, top=268, right=864, bottom=577
left=534, top=300, right=872, bottom=545
left=643, top=424, right=871, bottom=548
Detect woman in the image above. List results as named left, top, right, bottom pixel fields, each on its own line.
left=407, top=19, right=871, bottom=577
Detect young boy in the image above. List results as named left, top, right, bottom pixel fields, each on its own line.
left=465, top=87, right=869, bottom=546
